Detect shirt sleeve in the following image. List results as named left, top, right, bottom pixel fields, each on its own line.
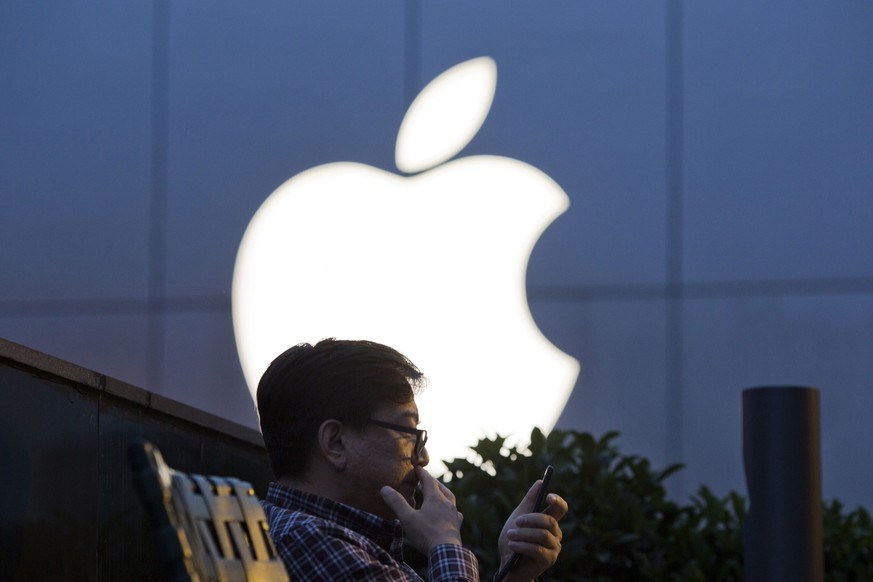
left=429, top=543, right=480, bottom=582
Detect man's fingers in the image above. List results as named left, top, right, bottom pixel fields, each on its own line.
left=542, top=493, right=569, bottom=521
left=524, top=479, right=542, bottom=505
left=436, top=479, right=456, bottom=503
left=381, top=486, right=414, bottom=519
left=415, top=466, right=440, bottom=498
left=505, top=522, right=563, bottom=574
left=516, top=513, right=563, bottom=542
left=507, top=479, right=543, bottom=522
left=508, top=520, right=562, bottom=546
left=507, top=538, right=560, bottom=562
left=389, top=468, right=465, bottom=553
left=497, top=480, right=569, bottom=581
left=416, top=466, right=456, bottom=504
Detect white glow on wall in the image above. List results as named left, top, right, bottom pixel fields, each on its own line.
left=233, top=57, right=579, bottom=472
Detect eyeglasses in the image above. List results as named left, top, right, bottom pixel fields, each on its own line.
left=369, top=419, right=428, bottom=458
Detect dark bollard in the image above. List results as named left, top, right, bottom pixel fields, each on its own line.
left=742, top=386, right=823, bottom=582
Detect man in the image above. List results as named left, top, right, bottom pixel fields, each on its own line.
left=257, top=338, right=567, bottom=581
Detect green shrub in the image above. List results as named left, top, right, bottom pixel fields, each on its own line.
left=822, top=499, right=873, bottom=581
left=406, top=428, right=873, bottom=581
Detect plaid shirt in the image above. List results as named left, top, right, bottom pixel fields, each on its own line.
left=263, top=482, right=479, bottom=581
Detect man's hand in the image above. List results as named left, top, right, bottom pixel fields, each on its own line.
left=497, top=479, right=568, bottom=582
left=381, top=466, right=464, bottom=555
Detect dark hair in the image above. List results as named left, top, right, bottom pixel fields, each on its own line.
left=257, top=338, right=426, bottom=479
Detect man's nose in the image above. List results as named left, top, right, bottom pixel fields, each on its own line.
left=415, top=445, right=429, bottom=467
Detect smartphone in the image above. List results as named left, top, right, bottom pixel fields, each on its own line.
left=532, top=465, right=554, bottom=512
left=493, top=465, right=555, bottom=582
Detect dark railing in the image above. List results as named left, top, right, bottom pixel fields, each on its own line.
left=0, top=337, right=273, bottom=581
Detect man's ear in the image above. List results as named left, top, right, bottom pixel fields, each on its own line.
left=317, top=419, right=348, bottom=471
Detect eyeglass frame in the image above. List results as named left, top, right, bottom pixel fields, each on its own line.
left=369, top=419, right=428, bottom=458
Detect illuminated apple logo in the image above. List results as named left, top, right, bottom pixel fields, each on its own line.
left=233, top=57, right=579, bottom=471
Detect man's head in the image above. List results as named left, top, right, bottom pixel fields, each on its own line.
left=257, top=338, right=430, bottom=517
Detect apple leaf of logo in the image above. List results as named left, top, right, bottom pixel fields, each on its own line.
left=395, top=56, right=497, bottom=174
